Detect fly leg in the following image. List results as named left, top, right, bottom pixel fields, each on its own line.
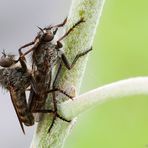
left=58, top=18, right=85, bottom=42
left=47, top=92, right=71, bottom=133
left=47, top=88, right=73, bottom=99
left=47, top=17, right=67, bottom=29
left=17, top=37, right=40, bottom=61
left=32, top=104, right=71, bottom=133
left=53, top=17, right=67, bottom=28
left=61, top=47, right=93, bottom=70
left=47, top=63, right=74, bottom=99
left=45, top=18, right=67, bottom=36
left=18, top=42, right=34, bottom=61
left=32, top=109, right=70, bottom=122
left=18, top=41, right=34, bottom=55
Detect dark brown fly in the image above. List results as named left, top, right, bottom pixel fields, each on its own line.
left=0, top=53, right=36, bottom=134
left=18, top=18, right=92, bottom=132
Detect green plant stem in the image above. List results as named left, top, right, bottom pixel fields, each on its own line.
left=58, top=77, right=148, bottom=120
left=30, top=0, right=105, bottom=147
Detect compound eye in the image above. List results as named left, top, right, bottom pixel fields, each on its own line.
left=43, top=33, right=54, bottom=42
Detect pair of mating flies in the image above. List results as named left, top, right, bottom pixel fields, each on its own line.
left=0, top=18, right=92, bottom=134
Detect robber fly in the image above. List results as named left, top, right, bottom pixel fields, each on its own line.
left=0, top=51, right=36, bottom=134
left=18, top=18, right=92, bottom=132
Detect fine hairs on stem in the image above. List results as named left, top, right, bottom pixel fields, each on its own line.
left=58, top=77, right=148, bottom=120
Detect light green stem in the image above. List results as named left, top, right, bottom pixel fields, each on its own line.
left=58, top=77, right=148, bottom=120
left=30, top=0, right=105, bottom=147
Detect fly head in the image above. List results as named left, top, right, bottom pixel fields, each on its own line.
left=37, top=26, right=58, bottom=42
left=0, top=50, right=17, bottom=67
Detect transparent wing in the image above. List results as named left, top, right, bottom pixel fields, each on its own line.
left=9, top=86, right=25, bottom=134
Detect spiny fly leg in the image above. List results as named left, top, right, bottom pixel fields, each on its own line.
left=18, top=41, right=34, bottom=54
left=32, top=106, right=71, bottom=133
left=18, top=38, right=40, bottom=59
left=62, top=47, right=93, bottom=70
left=32, top=109, right=71, bottom=122
left=46, top=17, right=67, bottom=30
left=32, top=108, right=57, bottom=133
left=48, top=92, right=71, bottom=133
left=47, top=88, right=73, bottom=100
left=53, top=17, right=67, bottom=28
left=58, top=18, right=85, bottom=42
left=47, top=111, right=71, bottom=133
left=35, top=109, right=71, bottom=133
left=48, top=63, right=74, bottom=99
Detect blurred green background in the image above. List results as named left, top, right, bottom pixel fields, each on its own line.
left=65, top=0, right=148, bottom=148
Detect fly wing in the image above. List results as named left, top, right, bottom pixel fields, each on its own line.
left=28, top=75, right=39, bottom=111
left=9, top=86, right=25, bottom=134
left=28, top=88, right=41, bottom=122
